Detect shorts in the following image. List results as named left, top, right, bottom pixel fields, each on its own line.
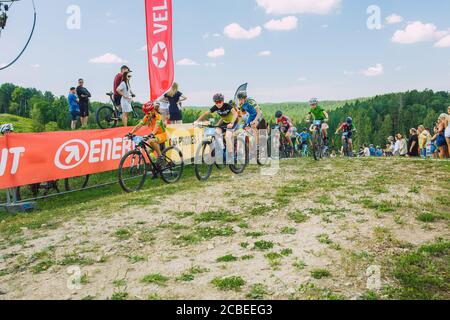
left=114, top=95, right=121, bottom=107
left=70, top=110, right=80, bottom=121
left=257, top=118, right=267, bottom=130
left=79, top=102, right=89, bottom=117
left=160, top=108, right=170, bottom=120
left=431, top=144, right=437, bottom=154
left=436, top=134, right=446, bottom=147
left=343, top=132, right=353, bottom=139
left=121, top=98, right=133, bottom=113
left=154, top=133, right=167, bottom=144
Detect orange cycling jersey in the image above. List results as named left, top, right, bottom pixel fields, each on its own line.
left=139, top=113, right=167, bottom=135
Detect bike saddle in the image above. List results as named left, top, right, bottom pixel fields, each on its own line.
left=106, top=92, right=113, bottom=97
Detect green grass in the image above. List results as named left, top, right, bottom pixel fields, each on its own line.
left=293, top=259, right=307, bottom=270
left=254, top=240, right=274, bottom=251
left=389, top=239, right=450, bottom=300
left=416, top=212, right=438, bottom=223
left=216, top=254, right=238, bottom=263
left=175, top=226, right=235, bottom=245
left=247, top=284, right=268, bottom=300
left=245, top=231, right=265, bottom=238
left=281, top=227, right=297, bottom=235
left=248, top=205, right=273, bottom=216
left=141, top=273, right=170, bottom=286
left=111, top=292, right=128, bottom=300
left=194, top=210, right=239, bottom=223
left=177, top=266, right=209, bottom=282
left=311, top=268, right=332, bottom=279
left=211, top=276, right=245, bottom=292
left=0, top=114, right=34, bottom=133
left=288, top=211, right=309, bottom=223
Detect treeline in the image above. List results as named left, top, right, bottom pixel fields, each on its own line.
left=1, top=83, right=448, bottom=149
left=327, top=90, right=450, bottom=148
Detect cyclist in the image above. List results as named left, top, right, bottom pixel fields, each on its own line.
left=128, top=101, right=167, bottom=165
left=275, top=111, right=295, bottom=150
left=195, top=93, right=239, bottom=160
left=306, top=98, right=329, bottom=145
left=237, top=91, right=265, bottom=147
left=297, top=127, right=313, bottom=157
left=335, top=117, right=357, bottom=156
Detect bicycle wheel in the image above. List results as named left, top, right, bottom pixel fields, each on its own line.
left=195, top=141, right=214, bottom=181
left=160, top=146, right=184, bottom=184
left=64, top=175, right=90, bottom=191
left=229, top=136, right=248, bottom=174
left=118, top=150, right=148, bottom=192
left=96, top=106, right=118, bottom=129
left=129, top=105, right=145, bottom=127
left=312, top=130, right=323, bottom=161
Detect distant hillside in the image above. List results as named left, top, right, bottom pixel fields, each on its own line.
left=0, top=114, right=34, bottom=133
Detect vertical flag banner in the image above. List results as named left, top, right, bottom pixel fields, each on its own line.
left=145, top=0, right=174, bottom=101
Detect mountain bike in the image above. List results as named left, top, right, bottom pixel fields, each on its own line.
left=118, top=134, right=184, bottom=192
left=96, top=92, right=144, bottom=129
left=272, top=125, right=293, bottom=159
left=309, top=120, right=329, bottom=161
left=194, top=124, right=248, bottom=181
left=340, top=132, right=353, bottom=157
left=236, top=123, right=269, bottom=166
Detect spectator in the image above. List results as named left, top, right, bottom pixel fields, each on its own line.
left=445, top=106, right=450, bottom=154
left=76, top=79, right=91, bottom=128
left=369, top=144, right=376, bottom=156
left=430, top=126, right=439, bottom=159
left=418, top=125, right=430, bottom=158
left=158, top=98, right=170, bottom=124
left=113, top=65, right=131, bottom=107
left=68, top=87, right=80, bottom=130
left=116, top=71, right=135, bottom=127
left=375, top=146, right=383, bottom=157
left=408, top=128, right=419, bottom=157
left=425, top=127, right=433, bottom=159
left=363, top=144, right=371, bottom=157
left=435, top=114, right=448, bottom=159
left=164, top=82, right=187, bottom=124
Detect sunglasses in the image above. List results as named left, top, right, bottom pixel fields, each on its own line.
left=214, top=101, right=224, bottom=104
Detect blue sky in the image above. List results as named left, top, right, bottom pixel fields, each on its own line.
left=0, top=0, right=450, bottom=106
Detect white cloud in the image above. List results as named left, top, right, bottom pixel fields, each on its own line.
left=298, top=77, right=307, bottom=81
left=363, top=63, right=384, bottom=77
left=89, top=53, right=128, bottom=64
left=434, top=34, right=450, bottom=48
left=202, top=33, right=210, bottom=39
left=176, top=58, right=199, bottom=66
left=258, top=50, right=272, bottom=56
left=213, top=33, right=221, bottom=37
left=391, top=21, right=445, bottom=44
left=207, top=47, right=225, bottom=58
left=256, top=0, right=341, bottom=15
left=30, top=64, right=40, bottom=68
left=385, top=14, right=403, bottom=25
left=223, top=23, right=262, bottom=40
left=264, top=16, right=298, bottom=31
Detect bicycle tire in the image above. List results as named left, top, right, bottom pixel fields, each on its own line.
left=96, top=106, right=118, bottom=129
left=118, top=150, right=148, bottom=192
left=160, top=146, right=184, bottom=184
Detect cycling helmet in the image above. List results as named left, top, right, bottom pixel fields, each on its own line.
left=346, top=117, right=353, bottom=124
left=309, top=98, right=319, bottom=105
left=237, top=91, right=247, bottom=100
left=303, top=127, right=308, bottom=132
left=213, top=93, right=225, bottom=102
left=0, top=123, right=13, bottom=134
left=275, top=111, right=283, bottom=118
left=142, top=101, right=155, bottom=115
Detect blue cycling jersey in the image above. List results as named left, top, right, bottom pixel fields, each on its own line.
left=298, top=132, right=311, bottom=143
left=240, top=98, right=258, bottom=125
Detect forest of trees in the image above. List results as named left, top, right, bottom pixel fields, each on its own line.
left=1, top=82, right=449, bottom=149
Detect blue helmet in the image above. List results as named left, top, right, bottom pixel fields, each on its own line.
left=346, top=117, right=353, bottom=124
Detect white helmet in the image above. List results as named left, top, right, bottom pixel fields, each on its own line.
left=0, top=124, right=14, bottom=134
left=309, top=98, right=319, bottom=105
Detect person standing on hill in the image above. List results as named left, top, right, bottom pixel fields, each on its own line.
left=417, top=126, right=430, bottom=158
left=76, top=79, right=91, bottom=128
left=408, top=128, right=419, bottom=157
left=68, top=87, right=80, bottom=130
left=164, top=82, right=187, bottom=125
left=445, top=106, right=450, bottom=154
left=113, top=65, right=130, bottom=107
left=116, top=71, right=135, bottom=127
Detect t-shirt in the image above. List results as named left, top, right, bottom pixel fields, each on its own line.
left=298, top=132, right=311, bottom=143
left=210, top=103, right=235, bottom=124
left=418, top=131, right=430, bottom=148
left=113, top=73, right=123, bottom=98
left=76, top=86, right=91, bottom=103
left=408, top=135, right=419, bottom=156
left=277, top=116, right=292, bottom=129
left=68, top=93, right=79, bottom=112
left=364, top=148, right=371, bottom=157
left=117, top=81, right=131, bottom=99
left=164, top=91, right=183, bottom=121
left=139, top=113, right=166, bottom=135
left=369, top=147, right=376, bottom=156
left=309, top=106, right=326, bottom=121
left=239, top=98, right=258, bottom=125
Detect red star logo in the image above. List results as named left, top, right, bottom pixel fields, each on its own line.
left=154, top=45, right=167, bottom=65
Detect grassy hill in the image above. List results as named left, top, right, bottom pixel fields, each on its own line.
left=0, top=114, right=34, bottom=133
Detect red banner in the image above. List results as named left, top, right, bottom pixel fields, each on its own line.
left=145, top=0, right=174, bottom=101
left=0, top=126, right=198, bottom=190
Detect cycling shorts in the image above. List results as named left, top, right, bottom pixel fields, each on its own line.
left=153, top=133, right=167, bottom=144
